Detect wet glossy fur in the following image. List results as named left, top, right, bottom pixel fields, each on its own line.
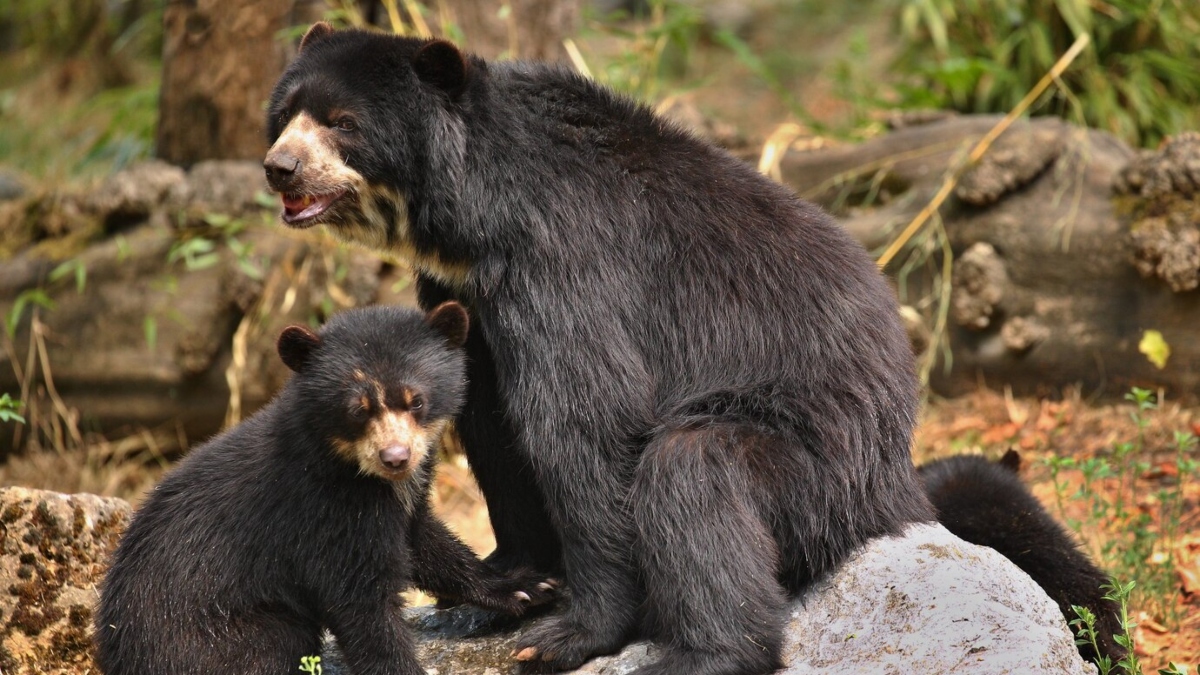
left=266, top=28, right=934, bottom=675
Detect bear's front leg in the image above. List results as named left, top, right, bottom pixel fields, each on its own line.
left=325, top=592, right=424, bottom=675
left=416, top=274, right=563, bottom=576
left=408, top=507, right=559, bottom=615
left=505, top=422, right=642, bottom=672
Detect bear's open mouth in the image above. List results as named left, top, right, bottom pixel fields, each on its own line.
left=280, top=190, right=347, bottom=226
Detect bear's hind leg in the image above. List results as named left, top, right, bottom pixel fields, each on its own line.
left=629, top=424, right=787, bottom=675
left=210, top=613, right=322, bottom=675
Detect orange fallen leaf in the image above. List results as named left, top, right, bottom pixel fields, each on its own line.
left=1034, top=403, right=1068, bottom=432
left=1142, top=462, right=1179, bottom=480
left=1018, top=432, right=1046, bottom=450
left=981, top=422, right=1021, bottom=445
left=947, top=415, right=989, bottom=435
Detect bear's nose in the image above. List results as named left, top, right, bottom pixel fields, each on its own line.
left=379, top=445, right=411, bottom=470
left=263, top=150, right=302, bottom=189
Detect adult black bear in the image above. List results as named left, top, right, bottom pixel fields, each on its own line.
left=264, top=24, right=934, bottom=675
left=95, top=304, right=555, bottom=675
left=919, top=450, right=1126, bottom=665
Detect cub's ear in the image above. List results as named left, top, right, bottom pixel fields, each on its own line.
left=998, top=448, right=1022, bottom=474
left=413, top=40, right=468, bottom=96
left=299, top=21, right=334, bottom=52
left=278, top=325, right=322, bottom=373
left=425, top=301, right=469, bottom=348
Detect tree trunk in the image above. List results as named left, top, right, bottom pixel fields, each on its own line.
left=156, top=0, right=296, bottom=166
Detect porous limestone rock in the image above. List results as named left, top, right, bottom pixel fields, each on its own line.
left=0, top=487, right=130, bottom=675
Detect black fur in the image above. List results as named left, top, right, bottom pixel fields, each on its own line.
left=919, top=452, right=1126, bottom=665
left=94, top=304, right=554, bottom=675
left=267, top=31, right=934, bottom=675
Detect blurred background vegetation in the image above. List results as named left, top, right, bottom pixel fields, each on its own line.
left=893, top=0, right=1200, bottom=147
left=2, top=0, right=1198, bottom=184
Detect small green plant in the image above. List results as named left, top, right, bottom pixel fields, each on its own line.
left=143, top=315, right=157, bottom=352
left=1072, top=581, right=1191, bottom=675
left=1048, top=387, right=1198, bottom=644
left=167, top=237, right=220, bottom=271
left=1069, top=603, right=1113, bottom=674
left=0, top=393, right=25, bottom=424
left=298, top=655, right=322, bottom=675
left=167, top=213, right=265, bottom=279
left=49, top=258, right=88, bottom=295
left=5, top=288, right=55, bottom=338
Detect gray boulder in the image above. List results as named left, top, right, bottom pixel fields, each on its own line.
left=322, top=523, right=1092, bottom=674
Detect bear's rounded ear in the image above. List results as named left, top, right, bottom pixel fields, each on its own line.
left=278, top=325, right=322, bottom=373
left=425, top=301, right=469, bottom=348
left=299, top=21, right=334, bottom=52
left=413, top=40, right=469, bottom=96
left=998, top=448, right=1022, bottom=474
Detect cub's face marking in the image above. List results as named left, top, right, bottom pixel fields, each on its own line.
left=331, top=377, right=444, bottom=486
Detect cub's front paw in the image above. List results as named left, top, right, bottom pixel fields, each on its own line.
left=472, top=571, right=560, bottom=616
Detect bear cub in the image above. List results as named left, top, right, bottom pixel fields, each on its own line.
left=95, top=303, right=556, bottom=675
left=919, top=450, right=1125, bottom=665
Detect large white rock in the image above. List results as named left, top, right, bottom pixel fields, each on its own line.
left=323, top=522, right=1093, bottom=674
left=776, top=522, right=1092, bottom=674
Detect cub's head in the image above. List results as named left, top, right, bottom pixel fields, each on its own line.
left=264, top=23, right=474, bottom=280
left=276, top=302, right=469, bottom=483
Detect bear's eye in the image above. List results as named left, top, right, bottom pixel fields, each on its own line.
left=334, top=117, right=357, bottom=132
left=349, top=395, right=370, bottom=419
left=409, top=395, right=424, bottom=412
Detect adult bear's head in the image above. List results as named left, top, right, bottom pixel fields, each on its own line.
left=264, top=23, right=478, bottom=286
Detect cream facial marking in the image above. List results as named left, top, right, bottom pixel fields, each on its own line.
left=332, top=408, right=440, bottom=484
left=266, top=114, right=470, bottom=289
left=265, top=112, right=366, bottom=226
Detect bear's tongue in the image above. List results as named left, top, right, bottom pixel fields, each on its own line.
left=281, top=191, right=344, bottom=225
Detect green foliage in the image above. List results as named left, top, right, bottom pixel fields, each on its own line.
left=0, top=79, right=159, bottom=180
left=0, top=393, right=24, bottom=425
left=49, top=258, right=87, bottom=295
left=893, top=0, right=1200, bottom=147
left=5, top=288, right=55, bottom=338
left=1069, top=603, right=1113, bottom=674
left=1072, top=582, right=1192, bottom=675
left=1047, top=388, right=1198, bottom=634
left=167, top=214, right=265, bottom=279
left=143, top=315, right=157, bottom=352
left=1, top=0, right=162, bottom=58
